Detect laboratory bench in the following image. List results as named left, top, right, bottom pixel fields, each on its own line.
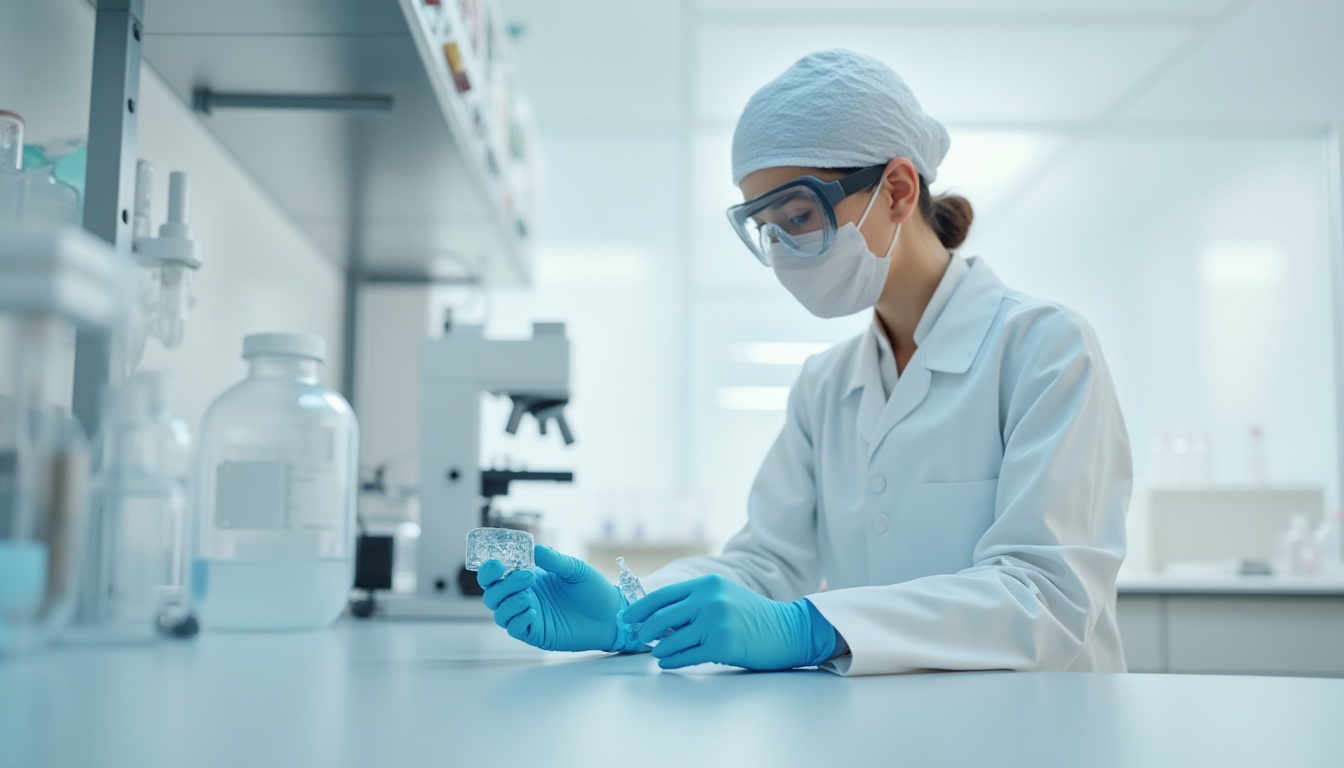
left=3, top=621, right=1344, bottom=768
left=1116, top=575, right=1344, bottom=677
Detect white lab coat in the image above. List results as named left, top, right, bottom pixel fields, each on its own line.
left=645, top=255, right=1132, bottom=676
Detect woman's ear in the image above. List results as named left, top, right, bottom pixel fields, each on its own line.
left=883, top=158, right=920, bottom=225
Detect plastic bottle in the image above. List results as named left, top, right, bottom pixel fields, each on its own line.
left=1315, top=509, right=1344, bottom=577
left=71, top=383, right=193, bottom=642
left=1191, top=431, right=1214, bottom=485
left=1248, top=425, right=1266, bottom=486
left=194, top=333, right=358, bottom=630
left=1171, top=431, right=1192, bottom=485
left=1278, top=515, right=1319, bottom=577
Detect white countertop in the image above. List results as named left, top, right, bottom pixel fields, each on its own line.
left=3, top=620, right=1344, bottom=767
left=1117, top=574, right=1344, bottom=596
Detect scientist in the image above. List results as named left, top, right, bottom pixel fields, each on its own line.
left=476, top=49, right=1132, bottom=676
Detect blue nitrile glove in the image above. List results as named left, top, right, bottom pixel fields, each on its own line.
left=477, top=545, right=644, bottom=653
left=622, top=574, right=837, bottom=671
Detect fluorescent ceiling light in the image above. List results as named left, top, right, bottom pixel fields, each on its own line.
left=1200, top=244, right=1285, bottom=286
left=735, top=342, right=833, bottom=365
left=716, top=386, right=791, bottom=411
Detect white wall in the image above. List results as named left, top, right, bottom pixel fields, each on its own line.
left=0, top=0, right=346, bottom=436
left=493, top=0, right=1344, bottom=573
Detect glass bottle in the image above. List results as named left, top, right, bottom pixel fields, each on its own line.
left=0, top=313, right=89, bottom=655
left=71, top=383, right=193, bottom=643
left=0, top=110, right=25, bottom=225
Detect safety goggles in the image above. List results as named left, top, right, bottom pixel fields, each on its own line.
left=726, top=163, right=887, bottom=266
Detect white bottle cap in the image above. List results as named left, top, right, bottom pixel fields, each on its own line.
left=242, top=332, right=326, bottom=362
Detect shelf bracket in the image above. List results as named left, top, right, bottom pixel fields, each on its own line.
left=74, top=0, right=144, bottom=436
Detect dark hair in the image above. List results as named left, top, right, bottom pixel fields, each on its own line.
left=917, top=176, right=973, bottom=251
left=830, top=167, right=974, bottom=250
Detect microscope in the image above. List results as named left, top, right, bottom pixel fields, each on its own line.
left=375, top=321, right=575, bottom=619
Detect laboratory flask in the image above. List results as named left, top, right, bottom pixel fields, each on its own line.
left=0, top=110, right=78, bottom=233
left=70, top=383, right=194, bottom=642
left=195, top=333, right=358, bottom=630
left=0, top=110, right=24, bottom=224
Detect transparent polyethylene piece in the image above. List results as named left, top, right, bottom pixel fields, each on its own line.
left=464, top=528, right=534, bottom=573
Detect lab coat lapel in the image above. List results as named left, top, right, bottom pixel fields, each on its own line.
left=865, top=356, right=931, bottom=463
left=859, top=257, right=1005, bottom=462
left=853, top=332, right=887, bottom=450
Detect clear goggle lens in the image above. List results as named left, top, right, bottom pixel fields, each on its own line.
left=735, top=185, right=833, bottom=265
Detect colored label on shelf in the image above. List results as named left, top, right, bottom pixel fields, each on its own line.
left=442, top=42, right=472, bottom=92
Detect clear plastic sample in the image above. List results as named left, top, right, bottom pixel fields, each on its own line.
left=615, top=556, right=646, bottom=633
left=464, top=527, right=534, bottom=573
left=195, top=333, right=358, bottom=631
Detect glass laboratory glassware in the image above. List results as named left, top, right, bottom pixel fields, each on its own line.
left=0, top=110, right=25, bottom=225
left=0, top=314, right=90, bottom=655
left=1315, top=509, right=1344, bottom=577
left=195, top=333, right=358, bottom=630
left=134, top=370, right=192, bottom=487
left=69, top=383, right=193, bottom=643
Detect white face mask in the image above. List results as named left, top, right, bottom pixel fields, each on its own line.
left=769, top=185, right=901, bottom=319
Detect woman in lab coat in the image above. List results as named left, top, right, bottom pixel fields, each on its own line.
left=476, top=49, right=1132, bottom=676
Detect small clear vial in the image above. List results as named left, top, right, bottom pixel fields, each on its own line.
left=615, top=557, right=645, bottom=632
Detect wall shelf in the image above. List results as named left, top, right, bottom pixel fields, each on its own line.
left=133, top=0, right=537, bottom=285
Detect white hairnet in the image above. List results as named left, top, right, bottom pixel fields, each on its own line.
left=731, top=49, right=950, bottom=187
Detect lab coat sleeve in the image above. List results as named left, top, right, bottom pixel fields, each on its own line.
left=807, top=308, right=1131, bottom=676
left=642, top=362, right=824, bottom=600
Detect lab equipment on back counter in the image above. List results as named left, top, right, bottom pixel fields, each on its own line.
left=68, top=382, right=195, bottom=642
left=194, top=333, right=358, bottom=631
left=1316, top=509, right=1344, bottom=576
left=375, top=322, right=574, bottom=619
left=0, top=226, right=132, bottom=655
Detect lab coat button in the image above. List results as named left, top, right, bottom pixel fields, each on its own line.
left=869, top=475, right=886, bottom=494
left=873, top=513, right=890, bottom=534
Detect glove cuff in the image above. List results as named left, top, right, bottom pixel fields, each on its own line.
left=798, top=599, right=838, bottom=667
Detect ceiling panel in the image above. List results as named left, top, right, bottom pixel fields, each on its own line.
left=694, top=22, right=1196, bottom=126
left=1118, top=0, right=1344, bottom=125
